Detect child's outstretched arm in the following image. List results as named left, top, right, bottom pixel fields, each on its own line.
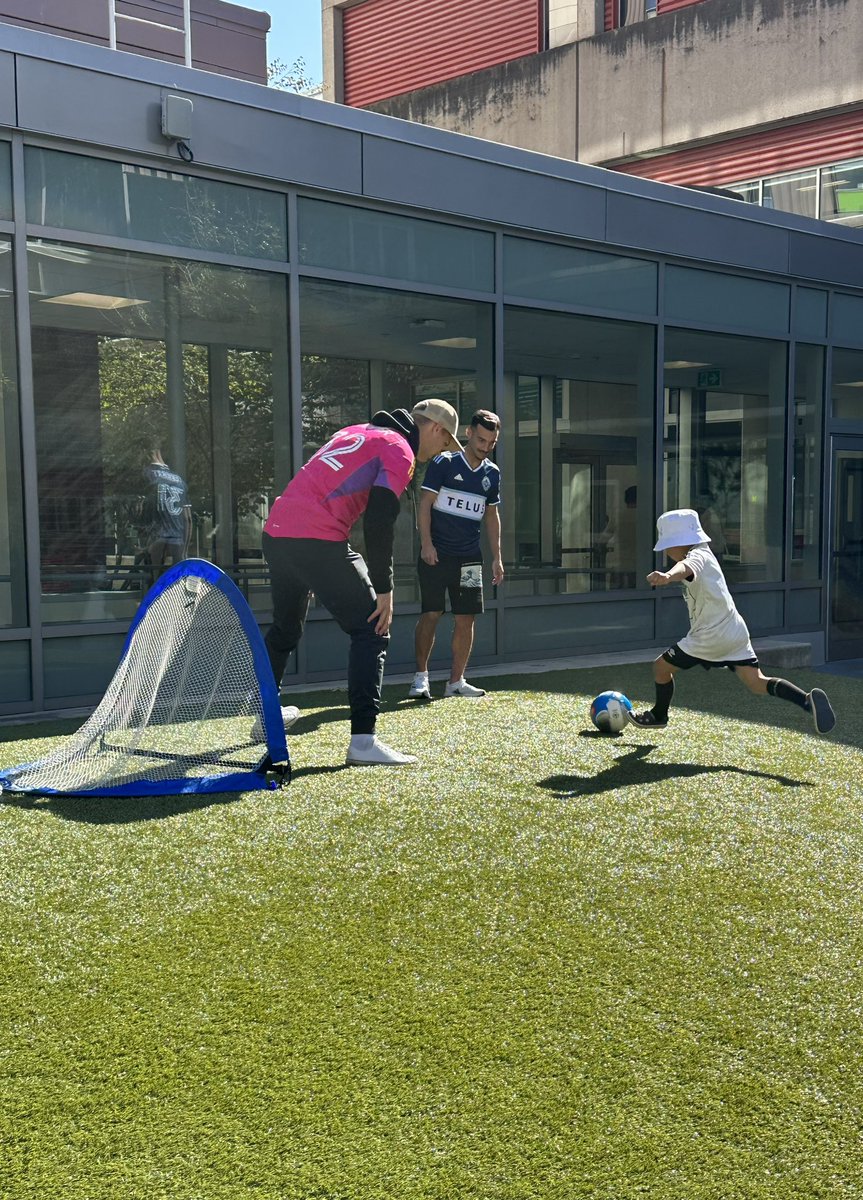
left=647, top=560, right=692, bottom=587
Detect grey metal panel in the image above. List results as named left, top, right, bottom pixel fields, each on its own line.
left=789, top=230, right=863, bottom=290
left=0, top=50, right=15, bottom=127
left=361, top=135, right=607, bottom=239
left=503, top=599, right=655, bottom=656
left=606, top=192, right=791, bottom=276
left=786, top=588, right=822, bottom=628
left=735, top=590, right=784, bottom=632
left=15, top=58, right=363, bottom=192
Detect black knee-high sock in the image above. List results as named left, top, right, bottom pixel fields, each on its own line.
left=766, top=677, right=809, bottom=710
left=653, top=679, right=675, bottom=721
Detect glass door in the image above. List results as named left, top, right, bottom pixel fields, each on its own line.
left=828, top=437, right=863, bottom=659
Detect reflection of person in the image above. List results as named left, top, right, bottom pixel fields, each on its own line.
left=408, top=410, right=503, bottom=700
left=599, top=485, right=638, bottom=589
left=262, top=400, right=460, bottom=767
left=696, top=494, right=728, bottom=560
left=629, top=508, right=835, bottom=734
left=141, top=448, right=191, bottom=578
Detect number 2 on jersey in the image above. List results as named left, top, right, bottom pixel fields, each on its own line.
left=318, top=433, right=366, bottom=472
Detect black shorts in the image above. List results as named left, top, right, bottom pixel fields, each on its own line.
left=662, top=644, right=760, bottom=671
left=418, top=555, right=484, bottom=615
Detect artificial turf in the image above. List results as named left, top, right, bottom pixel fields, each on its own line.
left=1, top=664, right=862, bottom=1199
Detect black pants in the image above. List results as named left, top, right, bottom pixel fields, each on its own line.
left=262, top=533, right=388, bottom=735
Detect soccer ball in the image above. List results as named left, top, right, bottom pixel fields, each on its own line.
left=590, top=690, right=633, bottom=735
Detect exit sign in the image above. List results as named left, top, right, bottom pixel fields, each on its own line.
left=697, top=369, right=722, bottom=388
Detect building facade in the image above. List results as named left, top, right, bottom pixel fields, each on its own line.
left=0, top=17, right=862, bottom=718
left=324, top=0, right=863, bottom=232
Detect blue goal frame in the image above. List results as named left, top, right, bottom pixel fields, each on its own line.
left=0, top=560, right=290, bottom=797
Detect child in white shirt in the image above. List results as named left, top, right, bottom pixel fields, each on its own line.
left=630, top=509, right=835, bottom=734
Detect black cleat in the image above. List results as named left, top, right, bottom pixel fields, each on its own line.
left=629, top=710, right=668, bottom=729
left=807, top=688, right=836, bottom=735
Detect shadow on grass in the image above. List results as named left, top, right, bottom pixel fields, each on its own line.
left=461, top=666, right=863, bottom=751
left=539, top=742, right=813, bottom=797
left=0, top=788, right=253, bottom=825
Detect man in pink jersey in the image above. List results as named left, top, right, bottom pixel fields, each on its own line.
left=263, top=399, right=461, bottom=766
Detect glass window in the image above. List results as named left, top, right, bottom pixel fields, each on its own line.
left=832, top=347, right=863, bottom=421
left=298, top=279, right=494, bottom=601
left=504, top=237, right=657, bottom=314
left=665, top=266, right=789, bottom=336
left=821, top=158, right=863, bottom=229
left=725, top=180, right=760, bottom=205
left=298, top=199, right=493, bottom=291
left=0, top=641, right=30, bottom=707
left=794, top=287, right=827, bottom=339
left=0, top=142, right=11, bottom=220
left=25, top=148, right=287, bottom=260
left=832, top=294, right=863, bottom=350
left=0, top=239, right=26, bottom=629
left=503, top=307, right=655, bottom=596
left=28, top=241, right=289, bottom=623
left=762, top=169, right=819, bottom=220
left=663, top=330, right=787, bottom=583
left=791, top=345, right=824, bottom=581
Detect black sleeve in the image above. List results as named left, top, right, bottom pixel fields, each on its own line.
left=364, top=486, right=402, bottom=594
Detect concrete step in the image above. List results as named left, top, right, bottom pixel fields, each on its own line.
left=753, top=639, right=812, bottom=669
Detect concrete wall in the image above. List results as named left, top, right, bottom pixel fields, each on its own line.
left=361, top=0, right=863, bottom=166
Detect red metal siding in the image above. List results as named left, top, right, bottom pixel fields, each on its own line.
left=343, top=0, right=543, bottom=107
left=614, top=109, right=863, bottom=187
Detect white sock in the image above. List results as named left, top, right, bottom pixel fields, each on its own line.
left=350, top=734, right=375, bottom=750
left=449, top=677, right=465, bottom=688
left=414, top=670, right=429, bottom=681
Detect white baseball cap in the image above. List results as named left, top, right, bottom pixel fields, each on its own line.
left=654, top=508, right=711, bottom=553
left=411, top=398, right=462, bottom=453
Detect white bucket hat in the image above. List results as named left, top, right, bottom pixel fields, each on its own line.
left=653, top=508, right=711, bottom=553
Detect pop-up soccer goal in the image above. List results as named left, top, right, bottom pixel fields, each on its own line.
left=0, top=560, right=290, bottom=797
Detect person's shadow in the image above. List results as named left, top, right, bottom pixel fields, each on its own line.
left=539, top=740, right=812, bottom=798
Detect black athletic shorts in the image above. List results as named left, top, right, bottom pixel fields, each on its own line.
left=418, top=555, right=484, bottom=615
left=662, top=643, right=760, bottom=671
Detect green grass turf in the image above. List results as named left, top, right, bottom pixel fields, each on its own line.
left=1, top=664, right=862, bottom=1199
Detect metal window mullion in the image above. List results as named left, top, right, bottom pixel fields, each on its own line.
left=10, top=136, right=44, bottom=711
left=493, top=230, right=506, bottom=661
left=285, top=191, right=307, bottom=683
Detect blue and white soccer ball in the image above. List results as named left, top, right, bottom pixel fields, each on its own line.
left=590, top=690, right=633, bottom=735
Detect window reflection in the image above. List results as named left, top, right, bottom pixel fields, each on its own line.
left=28, top=241, right=289, bottom=622
left=298, top=279, right=494, bottom=600
left=791, top=345, right=824, bottom=581
left=503, top=308, right=655, bottom=595
left=821, top=159, right=863, bottom=229
left=0, top=239, right=26, bottom=630
left=663, top=330, right=787, bottom=583
left=832, top=347, right=863, bottom=421
left=26, top=148, right=287, bottom=260
left=762, top=170, right=818, bottom=219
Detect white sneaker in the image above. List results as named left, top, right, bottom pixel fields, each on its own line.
left=444, top=679, right=486, bottom=699
left=251, top=705, right=300, bottom=740
left=345, top=737, right=418, bottom=766
left=408, top=672, right=432, bottom=700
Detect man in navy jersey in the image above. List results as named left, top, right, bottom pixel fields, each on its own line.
left=408, top=410, right=503, bottom=700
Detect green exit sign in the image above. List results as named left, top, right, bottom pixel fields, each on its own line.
left=697, top=368, right=722, bottom=388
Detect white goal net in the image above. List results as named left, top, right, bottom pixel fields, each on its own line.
left=0, top=561, right=289, bottom=797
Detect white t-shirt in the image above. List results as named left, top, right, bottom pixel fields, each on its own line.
left=676, top=545, right=755, bottom=662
